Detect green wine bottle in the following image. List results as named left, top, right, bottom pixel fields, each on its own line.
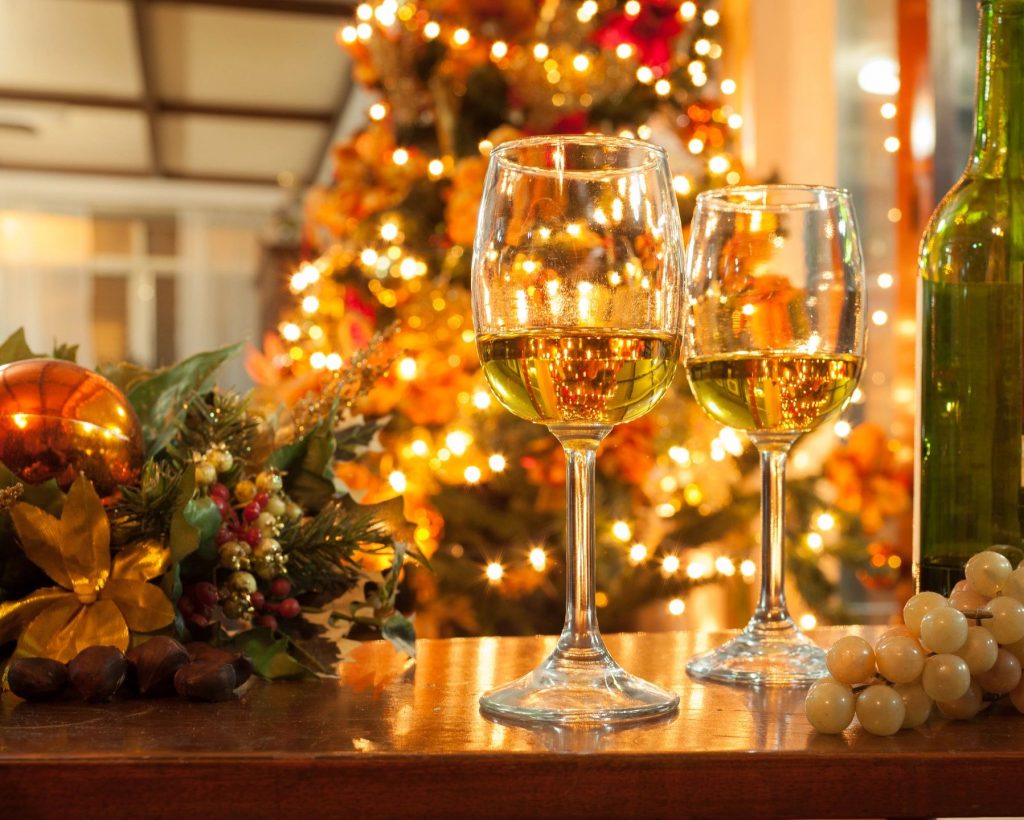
left=916, top=0, right=1024, bottom=594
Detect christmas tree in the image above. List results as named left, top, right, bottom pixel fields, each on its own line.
left=251, top=0, right=913, bottom=637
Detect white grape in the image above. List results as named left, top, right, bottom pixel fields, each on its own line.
left=936, top=680, right=985, bottom=720
left=949, top=579, right=990, bottom=612
left=975, top=648, right=1022, bottom=694
left=1002, top=567, right=1024, bottom=603
left=918, top=607, right=969, bottom=654
left=903, top=591, right=948, bottom=636
left=921, top=654, right=971, bottom=702
left=855, top=684, right=906, bottom=736
left=1004, top=636, right=1024, bottom=665
left=965, top=550, right=1013, bottom=597
left=1010, top=676, right=1024, bottom=714
left=893, top=682, right=933, bottom=728
left=985, top=596, right=1024, bottom=645
left=804, top=679, right=856, bottom=734
left=954, top=625, right=999, bottom=674
left=878, top=625, right=914, bottom=643
left=825, top=635, right=876, bottom=685
left=875, top=636, right=925, bottom=684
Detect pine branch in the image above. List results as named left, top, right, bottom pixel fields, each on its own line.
left=108, top=461, right=185, bottom=545
left=167, top=390, right=261, bottom=468
left=283, top=500, right=396, bottom=597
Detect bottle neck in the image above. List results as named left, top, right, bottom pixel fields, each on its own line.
left=969, top=1, right=1024, bottom=178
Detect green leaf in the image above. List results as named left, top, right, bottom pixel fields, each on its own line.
left=225, top=627, right=318, bottom=680
left=266, top=438, right=306, bottom=472
left=128, top=344, right=241, bottom=457
left=333, top=415, right=388, bottom=462
left=183, top=495, right=223, bottom=560
left=0, top=329, right=39, bottom=365
left=159, top=561, right=182, bottom=604
left=0, top=463, right=63, bottom=516
left=281, top=418, right=337, bottom=512
left=168, top=465, right=201, bottom=562
left=96, top=361, right=153, bottom=394
left=381, top=612, right=416, bottom=658
left=51, top=342, right=78, bottom=363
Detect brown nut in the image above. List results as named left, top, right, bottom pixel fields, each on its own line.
left=185, top=642, right=234, bottom=664
left=68, top=646, right=128, bottom=702
left=185, top=643, right=252, bottom=687
left=7, top=657, right=69, bottom=701
left=231, top=652, right=254, bottom=687
left=126, top=637, right=190, bottom=697
left=173, top=661, right=236, bottom=702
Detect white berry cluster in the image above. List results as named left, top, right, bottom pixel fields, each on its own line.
left=806, top=550, right=1024, bottom=736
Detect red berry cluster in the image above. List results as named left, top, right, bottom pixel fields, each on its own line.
left=248, top=578, right=301, bottom=631
left=211, top=483, right=266, bottom=550
left=177, top=581, right=221, bottom=630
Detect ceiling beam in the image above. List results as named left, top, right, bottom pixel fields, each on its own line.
left=131, top=0, right=164, bottom=176
left=0, top=89, right=334, bottom=123
left=0, top=162, right=285, bottom=187
left=306, top=71, right=355, bottom=183
left=0, top=89, right=140, bottom=110
left=159, top=101, right=333, bottom=123
left=146, top=0, right=356, bottom=15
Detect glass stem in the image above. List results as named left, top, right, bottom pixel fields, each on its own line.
left=551, top=424, right=611, bottom=657
left=754, top=442, right=795, bottom=629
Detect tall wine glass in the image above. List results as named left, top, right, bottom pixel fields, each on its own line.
left=472, top=135, right=683, bottom=724
left=683, top=185, right=865, bottom=686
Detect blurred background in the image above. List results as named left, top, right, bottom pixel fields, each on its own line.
left=0, top=0, right=982, bottom=637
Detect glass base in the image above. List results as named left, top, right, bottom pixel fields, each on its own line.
left=479, top=644, right=679, bottom=726
left=686, top=617, right=828, bottom=687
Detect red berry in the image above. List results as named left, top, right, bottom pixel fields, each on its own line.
left=242, top=528, right=261, bottom=547
left=256, top=615, right=278, bottom=630
left=212, top=496, right=232, bottom=518
left=196, top=603, right=214, bottom=620
left=253, top=492, right=270, bottom=508
left=194, top=582, right=219, bottom=607
left=189, top=613, right=209, bottom=628
left=277, top=598, right=301, bottom=619
left=177, top=596, right=196, bottom=617
left=215, top=527, right=233, bottom=546
left=250, top=591, right=265, bottom=610
left=269, top=578, right=291, bottom=598
left=210, top=483, right=231, bottom=501
left=243, top=501, right=262, bottom=522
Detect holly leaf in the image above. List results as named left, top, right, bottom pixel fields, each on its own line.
left=224, top=627, right=318, bottom=680
left=334, top=414, right=388, bottom=462
left=0, top=329, right=39, bottom=365
left=51, top=342, right=78, bottom=363
left=280, top=417, right=337, bottom=513
left=128, top=344, right=241, bottom=457
left=168, top=465, right=201, bottom=563
left=96, top=361, right=152, bottom=394
left=381, top=612, right=416, bottom=658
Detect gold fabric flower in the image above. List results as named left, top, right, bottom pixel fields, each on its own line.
left=0, top=475, right=174, bottom=661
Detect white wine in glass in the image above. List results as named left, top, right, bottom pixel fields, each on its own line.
left=683, top=185, right=866, bottom=686
left=472, top=135, right=683, bottom=724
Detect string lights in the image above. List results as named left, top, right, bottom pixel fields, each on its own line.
left=267, top=0, right=873, bottom=628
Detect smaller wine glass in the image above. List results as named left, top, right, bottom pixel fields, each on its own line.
left=472, top=135, right=684, bottom=724
left=683, top=185, right=866, bottom=686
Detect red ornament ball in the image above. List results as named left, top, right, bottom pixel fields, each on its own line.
left=0, top=358, right=144, bottom=496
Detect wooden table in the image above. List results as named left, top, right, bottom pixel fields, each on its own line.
left=2, top=627, right=1022, bottom=819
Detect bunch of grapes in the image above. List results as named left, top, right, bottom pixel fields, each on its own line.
left=806, top=550, right=1024, bottom=736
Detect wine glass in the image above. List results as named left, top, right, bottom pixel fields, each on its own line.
left=683, top=185, right=865, bottom=686
left=472, top=135, right=683, bottom=724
